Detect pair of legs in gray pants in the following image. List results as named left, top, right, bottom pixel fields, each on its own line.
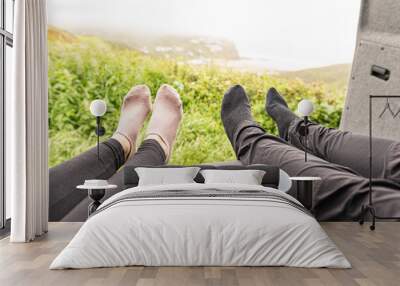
left=49, top=139, right=165, bottom=221
left=50, top=83, right=183, bottom=221
left=223, top=85, right=400, bottom=221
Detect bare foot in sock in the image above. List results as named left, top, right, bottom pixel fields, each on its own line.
left=266, top=87, right=299, bottom=140
left=221, top=85, right=254, bottom=144
left=112, top=85, right=152, bottom=159
left=146, top=84, right=183, bottom=161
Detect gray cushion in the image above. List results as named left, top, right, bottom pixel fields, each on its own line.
left=200, top=169, right=266, bottom=185
left=124, top=163, right=280, bottom=189
left=135, top=167, right=200, bottom=186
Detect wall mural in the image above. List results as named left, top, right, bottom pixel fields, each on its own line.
left=47, top=0, right=361, bottom=167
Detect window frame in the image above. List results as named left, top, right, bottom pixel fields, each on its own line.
left=0, top=0, right=14, bottom=231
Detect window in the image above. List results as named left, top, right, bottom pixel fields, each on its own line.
left=0, top=0, right=14, bottom=230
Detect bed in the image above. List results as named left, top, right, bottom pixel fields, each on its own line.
left=50, top=164, right=350, bottom=269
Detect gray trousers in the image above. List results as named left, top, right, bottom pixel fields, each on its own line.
left=232, top=119, right=400, bottom=220
left=49, top=139, right=165, bottom=221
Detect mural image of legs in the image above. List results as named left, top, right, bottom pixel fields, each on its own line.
left=221, top=85, right=400, bottom=220
left=266, top=87, right=400, bottom=183
left=49, top=84, right=183, bottom=221
left=123, top=84, right=183, bottom=168
left=145, top=84, right=183, bottom=162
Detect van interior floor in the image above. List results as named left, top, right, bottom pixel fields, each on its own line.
left=0, top=222, right=399, bottom=286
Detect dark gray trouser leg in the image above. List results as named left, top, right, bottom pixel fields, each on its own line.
left=49, top=138, right=125, bottom=221
left=50, top=139, right=166, bottom=222
left=233, top=120, right=400, bottom=220
left=287, top=119, right=400, bottom=183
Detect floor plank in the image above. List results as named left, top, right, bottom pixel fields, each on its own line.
left=0, top=222, right=399, bottom=286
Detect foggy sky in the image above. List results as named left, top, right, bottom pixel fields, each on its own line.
left=48, top=0, right=361, bottom=70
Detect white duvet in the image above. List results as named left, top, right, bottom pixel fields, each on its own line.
left=50, top=183, right=350, bottom=269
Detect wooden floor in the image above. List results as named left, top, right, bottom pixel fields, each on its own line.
left=0, top=222, right=399, bottom=286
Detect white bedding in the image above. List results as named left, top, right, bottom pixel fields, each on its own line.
left=50, top=183, right=350, bottom=269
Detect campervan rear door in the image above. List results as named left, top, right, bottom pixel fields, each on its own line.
left=341, top=0, right=400, bottom=141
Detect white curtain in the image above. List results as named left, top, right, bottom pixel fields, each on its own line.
left=7, top=0, right=49, bottom=242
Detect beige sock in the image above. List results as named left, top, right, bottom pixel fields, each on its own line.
left=145, top=84, right=183, bottom=161
left=112, top=84, right=152, bottom=159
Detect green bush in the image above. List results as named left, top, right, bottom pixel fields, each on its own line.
left=48, top=36, right=345, bottom=167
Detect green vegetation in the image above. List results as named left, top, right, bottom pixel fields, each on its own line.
left=48, top=28, right=345, bottom=167
left=280, top=63, right=351, bottom=96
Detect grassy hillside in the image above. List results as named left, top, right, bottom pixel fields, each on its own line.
left=48, top=28, right=345, bottom=167
left=48, top=26, right=79, bottom=43
left=49, top=26, right=240, bottom=61
left=280, top=64, right=351, bottom=97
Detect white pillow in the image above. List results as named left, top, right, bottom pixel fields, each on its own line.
left=135, top=167, right=201, bottom=186
left=200, top=169, right=266, bottom=185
